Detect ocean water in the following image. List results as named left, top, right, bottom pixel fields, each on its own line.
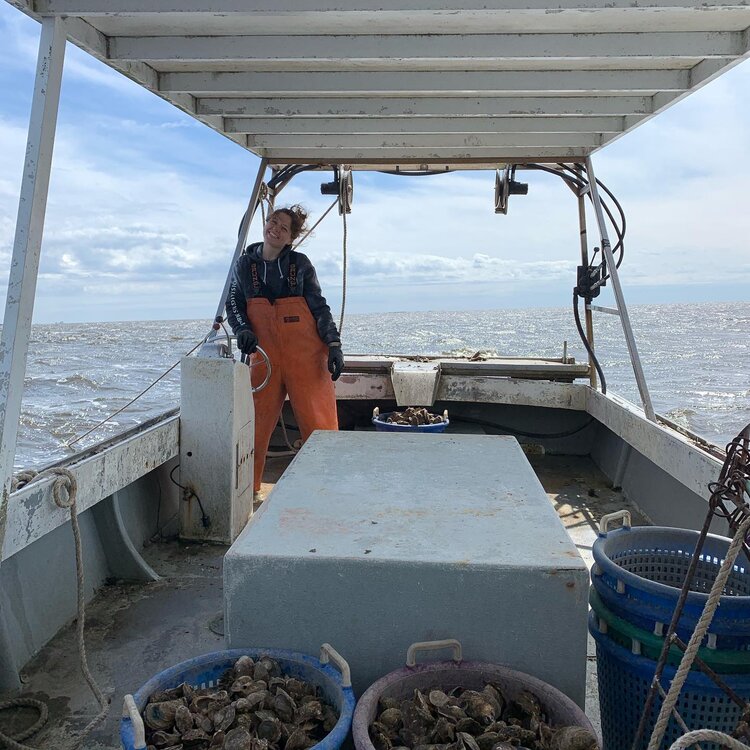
left=12, top=301, right=750, bottom=470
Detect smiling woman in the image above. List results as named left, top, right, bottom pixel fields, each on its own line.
left=226, top=204, right=344, bottom=499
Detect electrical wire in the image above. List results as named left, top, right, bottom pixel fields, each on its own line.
left=65, top=335, right=210, bottom=449
left=169, top=465, right=210, bottom=529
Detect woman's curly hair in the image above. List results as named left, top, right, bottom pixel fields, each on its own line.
left=271, top=204, right=308, bottom=241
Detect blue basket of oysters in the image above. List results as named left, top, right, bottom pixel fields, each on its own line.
left=121, top=645, right=355, bottom=750
left=372, top=406, right=449, bottom=433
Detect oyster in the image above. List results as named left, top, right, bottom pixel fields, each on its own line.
left=140, top=654, right=339, bottom=750
left=368, top=682, right=597, bottom=750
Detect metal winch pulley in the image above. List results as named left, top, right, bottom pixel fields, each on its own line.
left=494, top=165, right=528, bottom=215
left=321, top=166, right=353, bottom=215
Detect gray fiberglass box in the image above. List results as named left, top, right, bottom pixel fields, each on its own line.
left=224, top=432, right=588, bottom=704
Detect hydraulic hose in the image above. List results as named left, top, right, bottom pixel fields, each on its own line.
left=573, top=291, right=607, bottom=394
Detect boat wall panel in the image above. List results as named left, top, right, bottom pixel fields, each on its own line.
left=117, top=461, right=180, bottom=547
left=3, top=416, right=178, bottom=561
left=0, top=508, right=109, bottom=674
left=90, top=464, right=179, bottom=581
left=590, top=423, right=729, bottom=535
left=585, top=389, right=722, bottom=503
left=438, top=402, right=596, bottom=456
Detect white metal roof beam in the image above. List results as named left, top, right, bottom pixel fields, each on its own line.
left=160, top=70, right=688, bottom=94
left=247, top=132, right=602, bottom=148
left=251, top=147, right=591, bottom=160
left=109, top=32, right=744, bottom=62
left=11, top=0, right=246, bottom=146
left=225, top=116, right=625, bottom=134
left=197, top=96, right=653, bottom=117
left=31, top=0, right=750, bottom=13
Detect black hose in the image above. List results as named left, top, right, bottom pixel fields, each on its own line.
left=558, top=163, right=627, bottom=269
left=573, top=291, right=607, bottom=394
left=453, top=413, right=595, bottom=440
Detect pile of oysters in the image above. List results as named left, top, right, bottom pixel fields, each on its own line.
left=141, top=655, right=338, bottom=750
left=368, top=684, right=598, bottom=750
left=385, top=408, right=446, bottom=427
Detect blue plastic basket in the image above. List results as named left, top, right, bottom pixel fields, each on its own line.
left=592, top=526, right=750, bottom=649
left=120, top=647, right=356, bottom=750
left=590, top=611, right=750, bottom=750
left=372, top=412, right=449, bottom=433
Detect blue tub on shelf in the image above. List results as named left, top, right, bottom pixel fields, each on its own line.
left=120, top=646, right=355, bottom=750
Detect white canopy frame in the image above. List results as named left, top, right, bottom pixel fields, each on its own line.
left=0, top=16, right=66, bottom=565
left=5, top=1, right=750, bottom=167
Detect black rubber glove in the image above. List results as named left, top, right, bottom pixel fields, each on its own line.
left=328, top=345, right=344, bottom=381
left=236, top=328, right=258, bottom=355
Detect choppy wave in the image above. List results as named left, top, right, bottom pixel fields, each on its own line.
left=11, top=302, right=750, bottom=469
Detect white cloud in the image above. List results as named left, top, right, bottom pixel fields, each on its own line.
left=1, top=1, right=749, bottom=321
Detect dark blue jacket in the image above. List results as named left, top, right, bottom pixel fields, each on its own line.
left=225, top=242, right=340, bottom=345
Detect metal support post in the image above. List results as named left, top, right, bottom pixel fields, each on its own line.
left=576, top=164, right=597, bottom=389
left=585, top=157, right=655, bottom=421
left=211, top=157, right=269, bottom=328
left=0, top=17, right=66, bottom=560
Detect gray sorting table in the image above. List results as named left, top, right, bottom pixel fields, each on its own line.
left=224, top=432, right=588, bottom=704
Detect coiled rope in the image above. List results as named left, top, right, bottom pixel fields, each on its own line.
left=2, top=468, right=109, bottom=749
left=668, top=730, right=750, bottom=750
left=647, top=514, right=750, bottom=750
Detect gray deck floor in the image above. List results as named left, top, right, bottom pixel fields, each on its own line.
left=0, top=449, right=647, bottom=749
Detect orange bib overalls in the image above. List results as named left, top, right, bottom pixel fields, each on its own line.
left=247, top=296, right=338, bottom=492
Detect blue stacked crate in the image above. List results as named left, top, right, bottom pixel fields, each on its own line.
left=590, top=522, right=750, bottom=750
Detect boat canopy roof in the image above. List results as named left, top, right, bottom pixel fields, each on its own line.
left=10, top=1, right=750, bottom=169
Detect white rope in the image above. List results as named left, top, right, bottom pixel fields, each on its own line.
left=65, top=335, right=209, bottom=449
left=648, top=515, right=750, bottom=750
left=292, top=197, right=338, bottom=251
left=2, top=468, right=109, bottom=749
left=655, top=682, right=702, bottom=750
left=669, top=730, right=750, bottom=750
left=339, top=204, right=348, bottom=336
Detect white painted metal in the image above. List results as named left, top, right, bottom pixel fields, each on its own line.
left=438, top=376, right=588, bottom=410
left=179, top=356, right=254, bottom=544
left=585, top=157, right=655, bottom=421
left=159, top=70, right=689, bottom=95
left=10, top=1, right=745, bottom=162
left=247, top=133, right=603, bottom=149
left=585, top=389, right=722, bottom=502
left=3, top=415, right=178, bottom=561
left=225, top=117, right=625, bottom=135
left=211, top=157, right=269, bottom=329
left=0, top=17, right=66, bottom=562
left=391, top=361, right=442, bottom=407
left=197, top=96, right=654, bottom=118
left=109, top=31, right=744, bottom=62
left=576, top=166, right=597, bottom=390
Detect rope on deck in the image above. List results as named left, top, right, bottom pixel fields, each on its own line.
left=647, top=514, right=750, bottom=750
left=0, top=468, right=109, bottom=750
left=668, top=730, right=750, bottom=750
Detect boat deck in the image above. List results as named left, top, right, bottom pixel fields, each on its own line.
left=0, top=450, right=648, bottom=749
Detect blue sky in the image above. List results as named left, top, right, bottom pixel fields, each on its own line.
left=1, top=4, right=749, bottom=323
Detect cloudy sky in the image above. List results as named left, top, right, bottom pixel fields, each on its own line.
left=1, top=5, right=749, bottom=323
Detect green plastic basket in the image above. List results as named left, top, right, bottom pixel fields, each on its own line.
left=589, top=588, right=750, bottom=673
